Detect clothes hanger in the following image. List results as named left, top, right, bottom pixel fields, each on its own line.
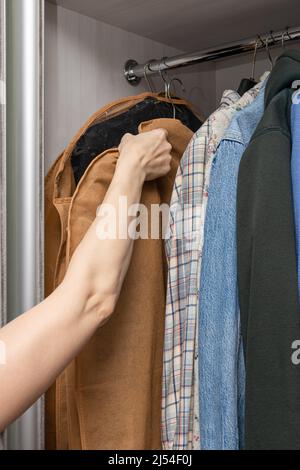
left=167, top=77, right=186, bottom=96
left=269, top=30, right=283, bottom=63
left=264, top=33, right=274, bottom=69
left=269, top=30, right=276, bottom=45
left=158, top=60, right=186, bottom=119
left=166, top=77, right=186, bottom=119
left=282, top=30, right=287, bottom=49
left=281, top=27, right=293, bottom=49
left=158, top=65, right=176, bottom=117
left=237, top=35, right=262, bottom=96
left=158, top=63, right=169, bottom=98
left=143, top=62, right=156, bottom=93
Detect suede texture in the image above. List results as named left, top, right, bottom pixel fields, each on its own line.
left=45, top=95, right=196, bottom=449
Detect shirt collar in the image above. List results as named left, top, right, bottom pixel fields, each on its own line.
left=223, top=79, right=268, bottom=145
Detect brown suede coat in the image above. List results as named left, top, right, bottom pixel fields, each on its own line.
left=45, top=93, right=197, bottom=449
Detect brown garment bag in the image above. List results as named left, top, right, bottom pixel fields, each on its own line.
left=45, top=95, right=196, bottom=449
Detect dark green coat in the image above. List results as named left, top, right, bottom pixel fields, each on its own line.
left=237, top=50, right=300, bottom=449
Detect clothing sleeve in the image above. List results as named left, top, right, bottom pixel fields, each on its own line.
left=198, top=139, right=245, bottom=450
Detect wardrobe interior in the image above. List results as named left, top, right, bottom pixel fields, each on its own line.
left=43, top=0, right=300, bottom=450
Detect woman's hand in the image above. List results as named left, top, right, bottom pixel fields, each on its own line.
left=117, top=129, right=173, bottom=182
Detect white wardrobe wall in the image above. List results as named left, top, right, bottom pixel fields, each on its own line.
left=45, top=1, right=215, bottom=172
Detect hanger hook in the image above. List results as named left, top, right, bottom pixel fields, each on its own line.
left=286, top=26, right=293, bottom=40
left=269, top=30, right=276, bottom=44
left=159, top=58, right=170, bottom=98
left=143, top=62, right=155, bottom=93
left=264, top=34, right=274, bottom=68
left=168, top=77, right=186, bottom=96
left=282, top=27, right=293, bottom=49
left=281, top=30, right=286, bottom=49
left=251, top=35, right=262, bottom=80
left=166, top=80, right=176, bottom=119
left=166, top=77, right=186, bottom=119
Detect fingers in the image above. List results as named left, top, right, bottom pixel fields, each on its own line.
left=142, top=129, right=172, bottom=181
left=117, top=128, right=172, bottom=182
left=118, top=133, right=134, bottom=152
left=154, top=128, right=169, bottom=139
left=153, top=128, right=170, bottom=149
left=161, top=153, right=172, bottom=171
left=121, top=132, right=134, bottom=143
left=148, top=129, right=172, bottom=157
left=145, top=153, right=172, bottom=181
left=161, top=141, right=172, bottom=155
left=119, top=129, right=171, bottom=153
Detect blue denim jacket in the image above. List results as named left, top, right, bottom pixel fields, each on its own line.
left=291, top=92, right=300, bottom=297
left=198, top=81, right=267, bottom=450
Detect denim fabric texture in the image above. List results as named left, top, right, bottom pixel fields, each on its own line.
left=291, top=93, right=300, bottom=297
left=198, top=81, right=267, bottom=450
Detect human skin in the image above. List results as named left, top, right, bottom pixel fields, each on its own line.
left=0, top=128, right=172, bottom=432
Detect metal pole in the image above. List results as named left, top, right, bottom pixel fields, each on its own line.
left=0, top=0, right=7, bottom=448
left=124, top=25, right=300, bottom=85
left=6, top=0, right=44, bottom=450
left=0, top=0, right=6, bottom=329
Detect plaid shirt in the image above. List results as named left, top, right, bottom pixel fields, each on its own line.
left=162, top=77, right=268, bottom=450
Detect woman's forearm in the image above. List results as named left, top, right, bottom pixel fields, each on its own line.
left=0, top=280, right=103, bottom=432
left=64, top=160, right=145, bottom=316
left=0, top=164, right=144, bottom=432
left=0, top=128, right=171, bottom=432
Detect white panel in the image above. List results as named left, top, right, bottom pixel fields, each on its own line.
left=45, top=2, right=215, bottom=172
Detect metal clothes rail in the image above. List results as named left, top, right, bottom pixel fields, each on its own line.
left=124, top=25, right=300, bottom=85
